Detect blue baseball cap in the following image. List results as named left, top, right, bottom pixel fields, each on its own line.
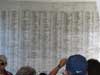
left=66, top=54, right=87, bottom=75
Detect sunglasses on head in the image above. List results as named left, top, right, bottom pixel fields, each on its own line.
left=0, top=62, right=5, bottom=65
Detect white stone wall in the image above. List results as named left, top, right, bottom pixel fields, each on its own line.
left=0, top=2, right=99, bottom=75
left=7, top=0, right=96, bottom=2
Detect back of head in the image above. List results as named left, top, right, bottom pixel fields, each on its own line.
left=66, top=54, right=87, bottom=75
left=39, top=72, right=47, bottom=75
left=88, top=59, right=99, bottom=68
left=0, top=55, right=7, bottom=64
left=88, top=59, right=100, bottom=75
left=16, top=66, right=36, bottom=75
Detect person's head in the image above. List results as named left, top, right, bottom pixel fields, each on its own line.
left=16, top=66, right=36, bottom=75
left=39, top=72, right=47, bottom=75
left=66, top=54, right=87, bottom=75
left=0, top=55, right=7, bottom=70
left=88, top=59, right=100, bottom=75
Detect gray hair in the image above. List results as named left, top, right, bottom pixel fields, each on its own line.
left=16, top=66, right=36, bottom=75
left=0, top=55, right=7, bottom=64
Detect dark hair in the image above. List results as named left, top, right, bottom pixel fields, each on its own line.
left=39, top=72, right=47, bottom=75
left=88, top=59, right=100, bottom=75
left=16, top=66, right=36, bottom=75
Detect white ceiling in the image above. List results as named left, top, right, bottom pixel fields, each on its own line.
left=7, top=0, right=96, bottom=2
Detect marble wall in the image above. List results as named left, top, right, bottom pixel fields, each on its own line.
left=0, top=2, right=99, bottom=75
